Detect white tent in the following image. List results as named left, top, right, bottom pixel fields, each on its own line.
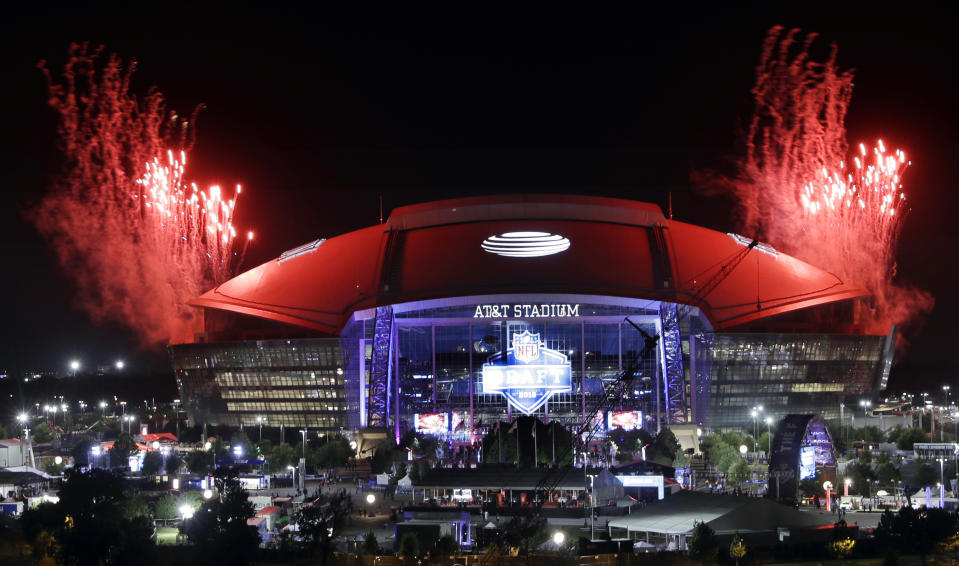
left=376, top=473, right=390, bottom=486
left=592, top=469, right=624, bottom=506
left=397, top=475, right=413, bottom=491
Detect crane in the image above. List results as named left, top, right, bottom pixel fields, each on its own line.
left=678, top=237, right=760, bottom=319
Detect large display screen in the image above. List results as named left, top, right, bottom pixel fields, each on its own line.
left=799, top=445, right=817, bottom=480
left=481, top=330, right=572, bottom=415
left=414, top=413, right=449, bottom=434
left=607, top=410, right=643, bottom=431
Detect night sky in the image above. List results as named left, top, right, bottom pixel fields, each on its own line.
left=1, top=9, right=956, bottom=393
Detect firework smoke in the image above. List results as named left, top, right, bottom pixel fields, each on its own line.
left=34, top=44, right=244, bottom=346
left=714, top=27, right=932, bottom=331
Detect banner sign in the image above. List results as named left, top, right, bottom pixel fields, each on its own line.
left=481, top=330, right=571, bottom=414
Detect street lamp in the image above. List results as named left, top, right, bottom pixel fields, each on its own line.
left=256, top=416, right=264, bottom=442
left=765, top=416, right=773, bottom=455
left=751, top=409, right=759, bottom=447
left=553, top=531, right=566, bottom=546
left=300, top=429, right=307, bottom=462
left=115, top=360, right=124, bottom=371
left=179, top=504, right=194, bottom=520
left=844, top=477, right=852, bottom=497
left=288, top=465, right=296, bottom=490
left=366, top=493, right=376, bottom=504
left=69, top=360, right=80, bottom=375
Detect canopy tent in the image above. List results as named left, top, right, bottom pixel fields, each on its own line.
left=607, top=492, right=833, bottom=537
left=592, top=469, right=624, bottom=505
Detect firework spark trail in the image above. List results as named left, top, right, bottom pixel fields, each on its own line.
left=34, top=44, right=244, bottom=346
left=720, top=27, right=932, bottom=331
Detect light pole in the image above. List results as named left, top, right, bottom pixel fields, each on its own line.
left=939, top=458, right=946, bottom=507
left=300, top=429, right=307, bottom=462
left=840, top=402, right=846, bottom=446
left=257, top=416, right=264, bottom=443
left=99, top=401, right=107, bottom=418
left=765, top=416, right=773, bottom=456
left=288, top=465, right=296, bottom=490
left=750, top=409, right=759, bottom=450
left=205, top=441, right=214, bottom=472
left=120, top=401, right=127, bottom=416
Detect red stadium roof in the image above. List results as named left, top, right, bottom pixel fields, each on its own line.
left=191, top=195, right=870, bottom=334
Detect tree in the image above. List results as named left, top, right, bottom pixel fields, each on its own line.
left=312, top=435, right=355, bottom=470
left=269, top=442, right=295, bottom=472
left=391, top=461, right=407, bottom=484
left=121, top=494, right=151, bottom=521
left=729, top=459, right=751, bottom=484
left=828, top=537, right=856, bottom=560
left=915, top=460, right=938, bottom=488
left=896, top=427, right=928, bottom=451
left=370, top=444, right=392, bottom=474
left=186, top=469, right=259, bottom=566
left=433, top=533, right=458, bottom=556
left=111, top=432, right=136, bottom=468
left=70, top=436, right=97, bottom=467
left=686, top=521, right=718, bottom=564
left=155, top=493, right=179, bottom=522
left=398, top=532, right=420, bottom=558
left=255, top=438, right=272, bottom=459
left=141, top=451, right=163, bottom=475
left=503, top=515, right=548, bottom=555
left=481, top=423, right=515, bottom=463
left=649, top=427, right=682, bottom=465
left=729, top=534, right=747, bottom=566
left=40, top=468, right=158, bottom=566
left=231, top=430, right=254, bottom=461
left=166, top=451, right=183, bottom=474
left=186, top=449, right=213, bottom=474
left=361, top=529, right=379, bottom=555
left=32, top=422, right=54, bottom=444
left=876, top=453, right=901, bottom=486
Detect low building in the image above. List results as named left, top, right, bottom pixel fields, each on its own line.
left=607, top=491, right=838, bottom=551
left=0, top=439, right=26, bottom=468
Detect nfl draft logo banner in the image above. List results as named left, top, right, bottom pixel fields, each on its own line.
left=481, top=330, right=572, bottom=414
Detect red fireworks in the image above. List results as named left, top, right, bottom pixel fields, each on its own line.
left=724, top=27, right=932, bottom=331
left=35, top=44, right=248, bottom=346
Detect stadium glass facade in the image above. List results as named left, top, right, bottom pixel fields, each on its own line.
left=170, top=294, right=893, bottom=435
left=173, top=339, right=347, bottom=430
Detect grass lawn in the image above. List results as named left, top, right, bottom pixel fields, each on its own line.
left=156, top=526, right=180, bottom=545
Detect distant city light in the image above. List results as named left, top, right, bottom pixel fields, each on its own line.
left=69, top=360, right=80, bottom=371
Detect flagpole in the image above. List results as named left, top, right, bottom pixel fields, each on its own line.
left=515, top=420, right=520, bottom=464
left=499, top=421, right=503, bottom=463
left=533, top=422, right=538, bottom=468
left=552, top=422, right=556, bottom=465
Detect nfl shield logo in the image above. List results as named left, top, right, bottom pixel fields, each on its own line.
left=512, top=331, right=541, bottom=364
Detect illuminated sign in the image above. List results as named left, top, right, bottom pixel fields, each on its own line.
left=608, top=410, right=643, bottom=431
left=799, top=446, right=816, bottom=480
left=616, top=475, right=665, bottom=500
left=481, top=231, right=570, bottom=258
left=473, top=303, right=580, bottom=319
left=414, top=413, right=449, bottom=434
left=482, top=330, right=571, bottom=415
